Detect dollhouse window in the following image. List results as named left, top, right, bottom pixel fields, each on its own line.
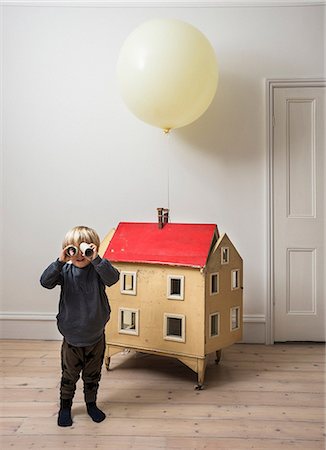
left=230, top=307, right=240, bottom=331
left=221, top=247, right=230, bottom=264
left=231, top=269, right=240, bottom=290
left=119, top=308, right=139, bottom=335
left=120, top=271, right=137, bottom=295
left=210, top=272, right=219, bottom=295
left=167, top=275, right=184, bottom=300
left=209, top=313, right=220, bottom=337
left=164, top=313, right=185, bottom=342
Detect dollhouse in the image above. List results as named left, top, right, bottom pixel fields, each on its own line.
left=99, top=209, right=243, bottom=388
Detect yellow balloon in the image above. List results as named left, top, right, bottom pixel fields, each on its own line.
left=117, top=19, right=219, bottom=131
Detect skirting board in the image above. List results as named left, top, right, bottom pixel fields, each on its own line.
left=0, top=313, right=266, bottom=343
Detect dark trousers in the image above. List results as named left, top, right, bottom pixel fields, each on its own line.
left=60, top=334, right=105, bottom=403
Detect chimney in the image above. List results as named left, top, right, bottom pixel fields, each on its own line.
left=157, top=208, right=163, bottom=229
left=163, top=208, right=169, bottom=225
left=157, top=208, right=169, bottom=229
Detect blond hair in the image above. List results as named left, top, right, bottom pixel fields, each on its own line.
left=62, top=226, right=100, bottom=249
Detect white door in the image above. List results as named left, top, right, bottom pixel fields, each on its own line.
left=273, top=85, right=325, bottom=342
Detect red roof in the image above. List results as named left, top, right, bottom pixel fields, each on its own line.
left=103, top=222, right=218, bottom=268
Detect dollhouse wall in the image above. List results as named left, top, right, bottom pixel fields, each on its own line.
left=106, top=262, right=206, bottom=358
left=1, top=2, right=324, bottom=342
left=205, top=234, right=243, bottom=354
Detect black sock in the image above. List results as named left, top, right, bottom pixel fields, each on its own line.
left=86, top=402, right=106, bottom=423
left=58, top=399, right=73, bottom=427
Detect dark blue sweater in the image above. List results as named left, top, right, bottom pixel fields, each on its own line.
left=40, top=256, right=120, bottom=347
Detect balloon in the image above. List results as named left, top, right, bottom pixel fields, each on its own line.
left=117, top=19, right=218, bottom=132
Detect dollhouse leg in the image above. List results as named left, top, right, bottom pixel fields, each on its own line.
left=215, top=350, right=222, bottom=364
left=194, top=358, right=206, bottom=390
left=194, top=374, right=205, bottom=390
left=105, top=356, right=111, bottom=371
left=104, top=344, right=126, bottom=371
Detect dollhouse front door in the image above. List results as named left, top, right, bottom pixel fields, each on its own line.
left=272, top=83, right=325, bottom=342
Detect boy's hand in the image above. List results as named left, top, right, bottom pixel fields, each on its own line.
left=59, top=247, right=70, bottom=263
left=59, top=246, right=78, bottom=263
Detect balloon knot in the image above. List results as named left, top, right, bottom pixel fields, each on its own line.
left=163, top=128, right=171, bottom=134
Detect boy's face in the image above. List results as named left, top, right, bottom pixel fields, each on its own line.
left=71, top=248, right=92, bottom=269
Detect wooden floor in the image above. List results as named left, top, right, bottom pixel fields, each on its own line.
left=0, top=340, right=325, bottom=449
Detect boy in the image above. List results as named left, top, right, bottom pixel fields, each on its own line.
left=40, top=226, right=120, bottom=427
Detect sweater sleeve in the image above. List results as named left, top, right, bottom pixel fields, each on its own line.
left=91, top=256, right=120, bottom=287
left=40, top=259, right=65, bottom=289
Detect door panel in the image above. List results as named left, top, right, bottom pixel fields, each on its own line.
left=287, top=99, right=315, bottom=217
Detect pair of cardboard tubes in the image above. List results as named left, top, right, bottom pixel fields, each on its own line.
left=65, top=242, right=93, bottom=258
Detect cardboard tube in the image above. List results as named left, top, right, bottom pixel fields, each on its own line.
left=65, top=245, right=78, bottom=257
left=80, top=242, right=93, bottom=257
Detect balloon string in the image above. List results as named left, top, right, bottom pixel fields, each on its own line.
left=163, top=128, right=171, bottom=217
left=167, top=132, right=170, bottom=213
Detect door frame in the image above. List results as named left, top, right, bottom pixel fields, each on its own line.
left=266, top=78, right=326, bottom=344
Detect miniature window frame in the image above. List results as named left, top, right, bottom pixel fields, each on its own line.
left=210, top=272, right=219, bottom=295
left=167, top=275, right=185, bottom=300
left=120, top=271, right=137, bottom=295
left=209, top=312, right=220, bottom=338
left=118, top=307, right=139, bottom=335
left=163, top=313, right=185, bottom=342
left=230, top=306, right=240, bottom=331
left=221, top=246, right=230, bottom=264
left=231, top=269, right=240, bottom=290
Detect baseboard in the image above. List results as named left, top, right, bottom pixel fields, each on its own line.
left=0, top=313, right=62, bottom=340
left=0, top=312, right=267, bottom=343
left=242, top=314, right=266, bottom=343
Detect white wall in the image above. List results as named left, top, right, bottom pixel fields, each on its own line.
left=1, top=1, right=325, bottom=342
